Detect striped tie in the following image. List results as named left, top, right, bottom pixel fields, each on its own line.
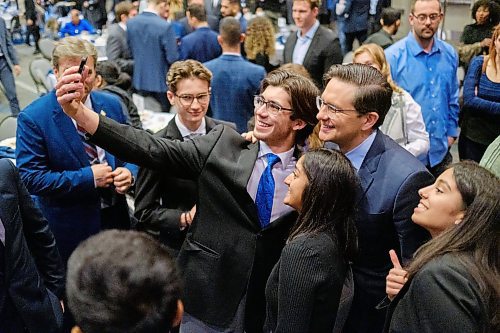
left=76, top=125, right=99, bottom=165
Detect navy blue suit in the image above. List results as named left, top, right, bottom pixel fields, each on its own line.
left=0, top=159, right=64, bottom=333
left=204, top=54, right=265, bottom=133
left=15, top=91, right=137, bottom=263
left=344, top=131, right=433, bottom=333
left=179, top=26, right=222, bottom=63
left=0, top=17, right=20, bottom=115
left=127, top=11, right=179, bottom=93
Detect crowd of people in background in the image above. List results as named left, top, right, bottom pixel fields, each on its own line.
left=1, top=0, right=499, bottom=333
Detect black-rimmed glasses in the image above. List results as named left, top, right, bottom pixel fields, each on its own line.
left=254, top=95, right=293, bottom=115
left=411, top=12, right=441, bottom=23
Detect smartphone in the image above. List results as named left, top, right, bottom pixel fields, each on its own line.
left=69, top=57, right=87, bottom=93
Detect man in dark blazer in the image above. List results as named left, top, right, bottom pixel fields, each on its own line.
left=56, top=67, right=320, bottom=333
left=204, top=17, right=265, bottom=133
left=284, top=0, right=342, bottom=88
left=178, top=3, right=222, bottom=62
left=177, top=0, right=220, bottom=38
left=127, top=0, right=179, bottom=111
left=336, top=0, right=370, bottom=52
left=316, top=64, right=433, bottom=333
left=105, top=1, right=137, bottom=76
left=16, top=38, right=137, bottom=263
left=135, top=60, right=233, bottom=256
left=0, top=17, right=21, bottom=115
left=0, top=158, right=64, bottom=333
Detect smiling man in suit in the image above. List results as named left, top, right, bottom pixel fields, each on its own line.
left=284, top=0, right=342, bottom=88
left=316, top=64, right=433, bottom=333
left=105, top=1, right=137, bottom=75
left=15, top=38, right=137, bottom=264
left=56, top=64, right=319, bottom=333
left=134, top=60, right=233, bottom=257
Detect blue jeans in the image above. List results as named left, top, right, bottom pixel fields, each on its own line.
left=0, top=57, right=20, bottom=115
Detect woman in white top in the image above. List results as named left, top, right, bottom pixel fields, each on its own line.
left=353, top=44, right=430, bottom=159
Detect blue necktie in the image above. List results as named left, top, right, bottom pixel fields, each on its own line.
left=255, top=153, right=281, bottom=228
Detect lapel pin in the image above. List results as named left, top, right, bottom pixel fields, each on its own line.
left=100, top=110, right=106, bottom=117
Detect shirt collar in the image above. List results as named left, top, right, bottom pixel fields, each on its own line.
left=297, top=20, right=320, bottom=41
left=407, top=31, right=441, bottom=57
left=222, top=52, right=242, bottom=57
left=258, top=141, right=295, bottom=171
left=345, top=130, right=377, bottom=171
left=175, top=114, right=206, bottom=138
left=118, top=22, right=127, bottom=31
left=143, top=9, right=159, bottom=16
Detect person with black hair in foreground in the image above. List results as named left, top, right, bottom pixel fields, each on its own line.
left=264, top=149, right=358, bottom=333
left=384, top=161, right=500, bottom=333
left=66, top=229, right=183, bottom=333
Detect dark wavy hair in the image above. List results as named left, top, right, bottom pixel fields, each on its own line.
left=471, top=0, right=500, bottom=25
left=407, top=161, right=500, bottom=332
left=67, top=230, right=182, bottom=333
left=289, top=149, right=358, bottom=261
left=260, top=69, right=319, bottom=146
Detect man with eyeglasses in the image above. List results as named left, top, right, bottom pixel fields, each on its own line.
left=134, top=60, right=234, bottom=257
left=385, top=0, right=459, bottom=177
left=55, top=65, right=319, bottom=332
left=316, top=64, right=433, bottom=333
left=204, top=17, right=265, bottom=133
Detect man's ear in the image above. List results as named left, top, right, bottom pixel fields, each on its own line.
left=292, top=118, right=307, bottom=131
left=361, top=112, right=379, bottom=131
left=166, top=90, right=175, bottom=105
left=217, top=34, right=223, bottom=46
left=71, top=326, right=83, bottom=333
left=94, top=74, right=103, bottom=89
left=172, top=300, right=184, bottom=327
left=240, top=33, right=245, bottom=43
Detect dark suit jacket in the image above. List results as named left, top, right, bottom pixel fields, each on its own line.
left=127, top=12, right=179, bottom=93
left=284, top=25, right=342, bottom=88
left=0, top=159, right=64, bottom=333
left=344, top=131, right=433, bottom=333
left=204, top=54, right=266, bottom=133
left=91, top=116, right=297, bottom=331
left=106, top=23, right=134, bottom=75
left=0, top=17, right=19, bottom=70
left=340, top=0, right=370, bottom=33
left=179, top=26, right=222, bottom=63
left=134, top=116, right=228, bottom=256
left=384, top=254, right=488, bottom=333
left=16, top=91, right=137, bottom=262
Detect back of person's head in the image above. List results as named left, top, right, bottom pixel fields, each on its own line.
left=381, top=7, right=401, bottom=26
left=323, top=64, right=392, bottom=128
left=279, top=63, right=311, bottom=79
left=167, top=60, right=212, bottom=94
left=187, top=3, right=207, bottom=22
left=53, top=37, right=97, bottom=69
left=261, top=69, right=319, bottom=146
left=66, top=230, right=183, bottom=333
left=290, top=149, right=358, bottom=260
left=471, top=0, right=500, bottom=24
left=407, top=161, right=499, bottom=330
left=115, top=1, right=135, bottom=20
left=353, top=43, right=401, bottom=93
left=244, top=16, right=275, bottom=60
left=219, top=17, right=242, bottom=47
left=95, top=60, right=131, bottom=90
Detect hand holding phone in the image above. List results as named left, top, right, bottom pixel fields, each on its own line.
left=69, top=57, right=87, bottom=94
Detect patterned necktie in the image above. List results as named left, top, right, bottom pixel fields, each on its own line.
left=255, top=153, right=281, bottom=228
left=77, top=125, right=99, bottom=165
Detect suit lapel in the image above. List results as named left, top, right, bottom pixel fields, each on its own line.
left=303, top=27, right=321, bottom=69
left=233, top=142, right=260, bottom=226
left=51, top=95, right=89, bottom=167
left=357, top=131, right=385, bottom=201
left=285, top=33, right=298, bottom=63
